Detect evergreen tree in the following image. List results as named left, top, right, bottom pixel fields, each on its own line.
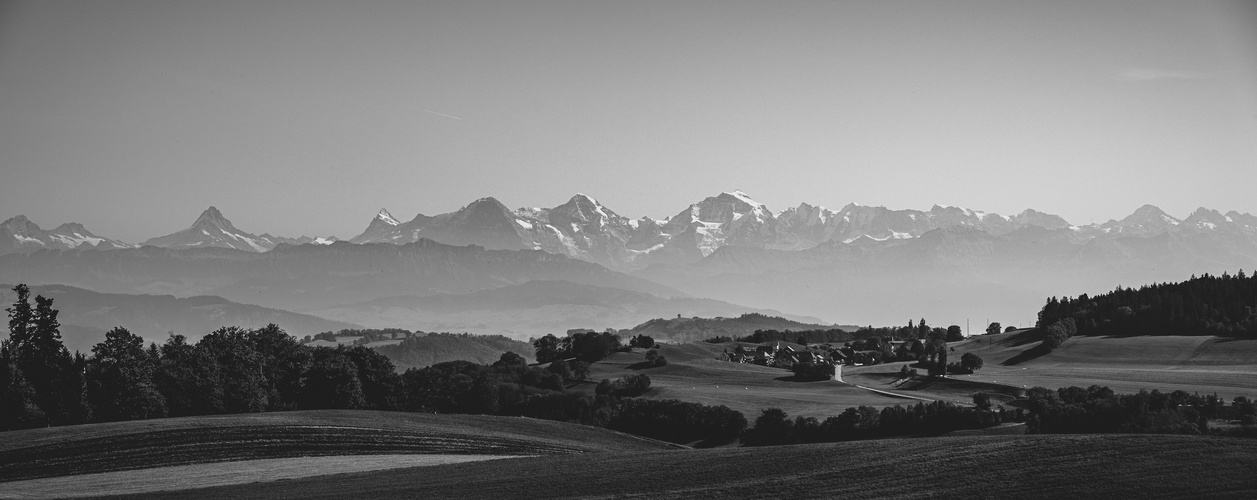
left=0, top=342, right=45, bottom=430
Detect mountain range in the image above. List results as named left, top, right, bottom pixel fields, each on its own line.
left=4, top=192, right=1257, bottom=330
left=8, top=193, right=1255, bottom=272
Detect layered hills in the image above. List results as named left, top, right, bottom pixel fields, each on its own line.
left=0, top=239, right=679, bottom=314
left=0, top=284, right=356, bottom=353
left=305, top=280, right=822, bottom=338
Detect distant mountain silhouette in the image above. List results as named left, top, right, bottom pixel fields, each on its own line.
left=0, top=284, right=357, bottom=354
left=0, top=215, right=130, bottom=256
left=306, top=280, right=823, bottom=339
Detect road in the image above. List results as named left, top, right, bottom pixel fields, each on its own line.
left=833, top=365, right=936, bottom=402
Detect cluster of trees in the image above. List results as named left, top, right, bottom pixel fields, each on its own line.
left=628, top=335, right=656, bottom=349
left=1022, top=385, right=1257, bottom=435
left=2, top=285, right=88, bottom=428
left=595, top=374, right=652, bottom=397
left=1040, top=318, right=1077, bottom=351
left=2, top=285, right=400, bottom=430
left=374, top=332, right=532, bottom=371
left=609, top=399, right=746, bottom=446
left=394, top=356, right=737, bottom=445
left=1, top=285, right=745, bottom=446
left=735, top=328, right=851, bottom=345
left=742, top=401, right=1014, bottom=446
left=643, top=349, right=668, bottom=367
left=304, top=328, right=415, bottom=345
left=849, top=319, right=966, bottom=342
left=1037, top=272, right=1257, bottom=337
left=532, top=330, right=624, bottom=364
left=790, top=362, right=834, bottom=381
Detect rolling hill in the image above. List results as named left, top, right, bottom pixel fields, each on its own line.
left=843, top=330, right=1257, bottom=403
left=307, top=281, right=824, bottom=340
left=0, top=284, right=357, bottom=353
left=0, top=240, right=684, bottom=314
left=628, top=313, right=846, bottom=343
left=0, top=410, right=678, bottom=498
left=97, top=434, right=1257, bottom=499
left=372, top=333, right=536, bottom=371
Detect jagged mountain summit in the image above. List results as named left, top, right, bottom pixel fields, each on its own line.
left=0, top=215, right=131, bottom=256
left=350, top=191, right=1239, bottom=271
left=142, top=206, right=335, bottom=252
left=11, top=195, right=1257, bottom=272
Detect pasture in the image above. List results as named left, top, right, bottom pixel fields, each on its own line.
left=583, top=342, right=905, bottom=418
left=0, top=410, right=678, bottom=484
left=845, top=332, right=1257, bottom=403
left=110, top=434, right=1257, bottom=499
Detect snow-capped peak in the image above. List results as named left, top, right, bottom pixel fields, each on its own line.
left=723, top=190, right=765, bottom=208
left=375, top=209, right=400, bottom=226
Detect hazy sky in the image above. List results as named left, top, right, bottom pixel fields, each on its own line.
left=2, top=0, right=1255, bottom=242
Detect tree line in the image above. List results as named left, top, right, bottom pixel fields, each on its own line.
left=2, top=285, right=746, bottom=447
left=1037, top=271, right=1257, bottom=337
left=1023, top=385, right=1257, bottom=436
left=742, top=400, right=1014, bottom=446
left=2, top=285, right=403, bottom=429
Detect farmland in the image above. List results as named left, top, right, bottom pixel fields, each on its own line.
left=0, top=410, right=677, bottom=484
left=581, top=342, right=906, bottom=418
left=580, top=330, right=1257, bottom=419
left=109, top=434, right=1257, bottom=499
left=844, top=331, right=1257, bottom=403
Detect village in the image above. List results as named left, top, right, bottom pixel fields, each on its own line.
left=717, top=341, right=891, bottom=368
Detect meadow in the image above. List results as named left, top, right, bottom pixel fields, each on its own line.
left=845, top=331, right=1257, bottom=403
left=582, top=342, right=904, bottom=418
left=104, top=434, right=1257, bottom=499
left=0, top=410, right=677, bottom=484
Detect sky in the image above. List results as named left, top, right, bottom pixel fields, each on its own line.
left=1, top=0, right=1255, bottom=243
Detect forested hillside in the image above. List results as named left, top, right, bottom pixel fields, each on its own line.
left=373, top=333, right=534, bottom=371
left=630, top=313, right=841, bottom=343
left=1037, top=271, right=1257, bottom=337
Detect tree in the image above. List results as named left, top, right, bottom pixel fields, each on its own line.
left=743, top=408, right=797, bottom=446
left=630, top=335, right=655, bottom=349
left=532, top=334, right=567, bottom=364
left=645, top=349, right=668, bottom=367
left=492, top=351, right=528, bottom=369
left=301, top=348, right=365, bottom=409
left=973, top=392, right=992, bottom=411
left=987, top=322, right=1002, bottom=335
left=86, top=327, right=167, bottom=422
left=248, top=324, right=310, bottom=411
left=8, top=290, right=85, bottom=424
left=5, top=285, right=33, bottom=356
left=154, top=334, right=222, bottom=416
left=946, top=325, right=964, bottom=342
left=961, top=352, right=984, bottom=372
left=547, top=358, right=573, bottom=382
left=0, top=343, right=44, bottom=430
left=197, top=327, right=268, bottom=413
left=569, top=360, right=591, bottom=381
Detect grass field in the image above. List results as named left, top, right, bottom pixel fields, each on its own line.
left=0, top=410, right=678, bottom=483
left=843, top=331, right=1257, bottom=404
left=108, top=434, right=1257, bottom=499
left=0, top=454, right=523, bottom=499
left=582, top=342, right=905, bottom=418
